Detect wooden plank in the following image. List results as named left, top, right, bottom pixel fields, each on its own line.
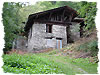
left=34, top=20, right=72, bottom=26
left=58, top=40, right=60, bottom=49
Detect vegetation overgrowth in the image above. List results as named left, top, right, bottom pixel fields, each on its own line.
left=76, top=39, right=98, bottom=56
left=3, top=54, right=63, bottom=74
left=2, top=53, right=98, bottom=74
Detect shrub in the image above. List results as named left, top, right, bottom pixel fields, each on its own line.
left=76, top=40, right=98, bottom=56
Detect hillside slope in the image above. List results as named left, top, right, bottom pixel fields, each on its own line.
left=47, top=29, right=99, bottom=62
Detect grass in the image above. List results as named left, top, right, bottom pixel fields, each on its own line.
left=69, top=57, right=98, bottom=73
left=38, top=53, right=98, bottom=74
left=50, top=55, right=97, bottom=74
left=2, top=52, right=98, bottom=75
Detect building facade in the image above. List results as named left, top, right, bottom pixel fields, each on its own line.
left=24, top=6, right=84, bottom=51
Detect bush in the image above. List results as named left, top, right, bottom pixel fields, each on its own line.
left=76, top=40, right=98, bottom=56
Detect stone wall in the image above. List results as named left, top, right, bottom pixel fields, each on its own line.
left=53, top=25, right=67, bottom=47
left=14, top=22, right=80, bottom=51
left=70, top=22, right=80, bottom=41
left=13, top=36, right=27, bottom=51
left=27, top=23, right=67, bottom=51
left=27, top=23, right=46, bottom=51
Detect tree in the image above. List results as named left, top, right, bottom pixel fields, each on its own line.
left=2, top=2, right=23, bottom=52
left=76, top=2, right=97, bottom=30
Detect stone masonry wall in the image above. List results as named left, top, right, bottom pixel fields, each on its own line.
left=70, top=22, right=80, bottom=41
left=53, top=25, right=67, bottom=47
left=27, top=23, right=67, bottom=51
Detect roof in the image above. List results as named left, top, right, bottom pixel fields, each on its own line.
left=24, top=6, right=78, bottom=31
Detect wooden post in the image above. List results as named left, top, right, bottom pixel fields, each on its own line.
left=66, top=13, right=73, bottom=43
left=49, top=12, right=52, bottom=21
left=80, top=21, right=84, bottom=38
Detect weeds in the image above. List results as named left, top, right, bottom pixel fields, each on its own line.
left=76, top=40, right=98, bottom=56
left=2, top=54, right=63, bottom=74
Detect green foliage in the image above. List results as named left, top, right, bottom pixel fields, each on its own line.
left=2, top=2, right=25, bottom=52
left=2, top=54, right=63, bottom=74
left=2, top=53, right=98, bottom=74
left=33, top=1, right=78, bottom=12
left=76, top=40, right=98, bottom=56
left=77, top=2, right=97, bottom=30
left=33, top=1, right=97, bottom=30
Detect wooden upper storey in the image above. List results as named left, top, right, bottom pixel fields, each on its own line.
left=25, top=6, right=80, bottom=31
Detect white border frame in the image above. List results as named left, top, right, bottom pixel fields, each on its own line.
left=0, top=0, right=99, bottom=75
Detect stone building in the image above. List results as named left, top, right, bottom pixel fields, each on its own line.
left=24, top=6, right=84, bottom=51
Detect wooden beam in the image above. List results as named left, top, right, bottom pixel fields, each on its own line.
left=34, top=20, right=72, bottom=26
left=62, top=10, right=66, bottom=21
left=66, top=13, right=73, bottom=43
left=49, top=12, right=52, bottom=20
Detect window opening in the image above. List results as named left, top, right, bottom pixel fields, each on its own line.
left=46, top=24, right=52, bottom=33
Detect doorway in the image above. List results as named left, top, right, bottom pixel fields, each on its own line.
left=56, top=39, right=62, bottom=49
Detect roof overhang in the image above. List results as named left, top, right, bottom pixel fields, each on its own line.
left=24, top=6, right=78, bottom=32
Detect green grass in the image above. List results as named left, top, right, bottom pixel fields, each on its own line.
left=69, top=57, right=98, bottom=74
left=47, top=55, right=98, bottom=74
left=38, top=53, right=98, bottom=74
left=2, top=53, right=98, bottom=75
